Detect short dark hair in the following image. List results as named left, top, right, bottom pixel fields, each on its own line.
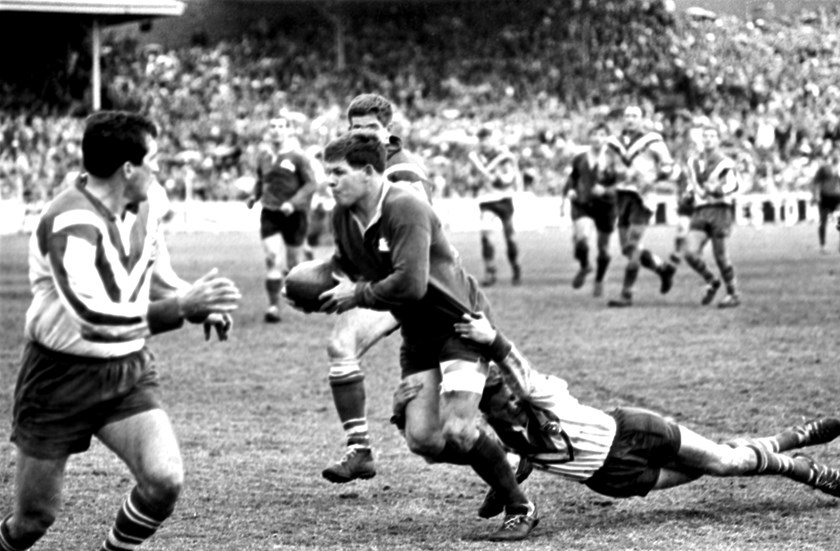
left=476, top=126, right=493, bottom=140
left=323, top=129, right=386, bottom=174
left=82, top=111, right=157, bottom=178
left=347, top=94, right=394, bottom=126
left=590, top=122, right=610, bottom=135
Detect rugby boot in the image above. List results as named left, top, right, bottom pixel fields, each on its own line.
left=571, top=265, right=592, bottom=289
left=798, top=455, right=840, bottom=498
left=478, top=457, right=534, bottom=519
left=607, top=291, right=633, bottom=308
left=701, top=279, right=721, bottom=305
left=718, top=294, right=741, bottom=309
left=322, top=447, right=376, bottom=483
left=659, top=263, right=676, bottom=294
left=264, top=305, right=282, bottom=323
left=487, top=501, right=539, bottom=542
left=790, top=418, right=840, bottom=449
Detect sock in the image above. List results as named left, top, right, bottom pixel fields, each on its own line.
left=639, top=249, right=663, bottom=272
left=328, top=359, right=369, bottom=449
left=819, top=223, right=826, bottom=247
left=671, top=236, right=686, bottom=265
left=621, top=263, right=639, bottom=297
left=685, top=254, right=716, bottom=284
left=481, top=234, right=495, bottom=263
left=574, top=240, right=590, bottom=269
left=101, top=487, right=170, bottom=551
left=506, top=238, right=520, bottom=269
left=265, top=277, right=283, bottom=306
left=464, top=431, right=529, bottom=510
left=0, top=515, right=37, bottom=551
left=746, top=445, right=816, bottom=483
left=595, top=253, right=611, bottom=282
left=720, top=265, right=737, bottom=295
left=746, top=424, right=827, bottom=454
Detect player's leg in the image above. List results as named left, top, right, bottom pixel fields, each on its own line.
left=818, top=201, right=830, bottom=252
left=282, top=210, right=309, bottom=273
left=608, top=223, right=644, bottom=307
left=684, top=228, right=720, bottom=305
left=629, top=200, right=676, bottom=295
left=670, top=213, right=691, bottom=267
left=436, top=359, right=536, bottom=541
left=726, top=418, right=840, bottom=452
left=95, top=409, right=184, bottom=551
left=711, top=237, right=739, bottom=308
left=592, top=204, right=616, bottom=297
left=261, top=233, right=285, bottom=322
left=497, top=200, right=521, bottom=285
left=322, top=309, right=401, bottom=483
left=570, top=212, right=594, bottom=290
left=0, top=452, right=68, bottom=551
left=479, top=206, right=498, bottom=286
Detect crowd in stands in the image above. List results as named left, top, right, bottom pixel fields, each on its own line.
left=3, top=0, right=840, bottom=203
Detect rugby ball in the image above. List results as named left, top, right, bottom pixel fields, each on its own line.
left=283, top=259, right=337, bottom=312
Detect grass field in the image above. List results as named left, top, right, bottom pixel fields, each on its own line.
left=1, top=223, right=839, bottom=551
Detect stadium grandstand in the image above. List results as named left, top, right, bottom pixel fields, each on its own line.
left=2, top=0, right=840, bottom=227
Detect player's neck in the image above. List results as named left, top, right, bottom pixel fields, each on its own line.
left=350, top=179, right=386, bottom=227
left=84, top=176, right=129, bottom=217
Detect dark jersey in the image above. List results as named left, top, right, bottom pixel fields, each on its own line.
left=813, top=164, right=840, bottom=198
left=385, top=135, right=432, bottom=201
left=565, top=149, right=618, bottom=205
left=330, top=182, right=480, bottom=340
left=255, top=148, right=317, bottom=211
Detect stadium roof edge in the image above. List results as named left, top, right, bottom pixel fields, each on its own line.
left=0, top=0, right=185, bottom=17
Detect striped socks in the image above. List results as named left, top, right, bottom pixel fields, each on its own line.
left=100, top=487, right=169, bottom=551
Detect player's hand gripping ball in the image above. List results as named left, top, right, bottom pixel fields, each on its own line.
left=282, top=259, right=339, bottom=313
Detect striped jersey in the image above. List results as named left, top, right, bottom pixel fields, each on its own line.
left=486, top=332, right=617, bottom=482
left=685, top=152, right=740, bottom=207
left=25, top=175, right=189, bottom=358
left=608, top=131, right=674, bottom=208
left=255, top=147, right=317, bottom=211
left=384, top=135, right=431, bottom=202
left=470, top=146, right=519, bottom=203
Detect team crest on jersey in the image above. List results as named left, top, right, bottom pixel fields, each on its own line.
left=378, top=237, right=390, bottom=252
left=280, top=159, right=296, bottom=172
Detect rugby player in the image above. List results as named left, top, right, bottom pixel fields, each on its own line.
left=682, top=125, right=742, bottom=307
left=1, top=111, right=240, bottom=551
left=392, top=312, right=840, bottom=521
left=317, top=130, right=538, bottom=541
left=811, top=148, right=840, bottom=253
left=246, top=112, right=318, bottom=322
left=606, top=106, right=677, bottom=307
left=468, top=127, right=523, bottom=287
left=562, top=123, right=622, bottom=297
left=320, top=94, right=430, bottom=484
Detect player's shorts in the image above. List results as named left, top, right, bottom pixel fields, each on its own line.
left=676, top=195, right=695, bottom=217
left=819, top=194, right=840, bottom=213
left=689, top=204, right=735, bottom=238
left=583, top=406, right=681, bottom=498
left=260, top=208, right=309, bottom=245
left=479, top=197, right=515, bottom=225
left=11, top=341, right=162, bottom=460
left=616, top=191, right=653, bottom=228
left=399, top=275, right=493, bottom=378
left=571, top=199, right=617, bottom=234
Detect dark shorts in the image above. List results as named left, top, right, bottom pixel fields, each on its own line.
left=819, top=195, right=840, bottom=214
left=689, top=204, right=735, bottom=239
left=571, top=200, right=617, bottom=234
left=260, top=208, right=309, bottom=245
left=584, top=406, right=681, bottom=498
left=11, top=341, right=162, bottom=459
left=479, top=197, right=515, bottom=225
left=616, top=192, right=653, bottom=228
left=399, top=275, right=493, bottom=378
left=676, top=195, right=695, bottom=217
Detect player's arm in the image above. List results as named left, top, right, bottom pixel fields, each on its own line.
left=652, top=140, right=675, bottom=181
left=286, top=153, right=319, bottom=212
left=468, top=150, right=494, bottom=181
left=247, top=157, right=264, bottom=208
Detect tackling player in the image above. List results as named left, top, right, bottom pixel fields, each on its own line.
left=321, top=94, right=430, bottom=484
left=606, top=106, right=677, bottom=307
left=392, top=312, right=840, bottom=521
left=682, top=125, right=742, bottom=307
left=317, top=130, right=538, bottom=541
left=562, top=123, right=622, bottom=297
left=468, top=127, right=523, bottom=287
left=246, top=112, right=318, bottom=322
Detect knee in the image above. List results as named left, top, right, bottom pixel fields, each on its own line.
left=440, top=417, right=479, bottom=453
left=140, top=464, right=184, bottom=511
left=326, top=332, right=358, bottom=362
left=705, top=446, right=749, bottom=477
left=621, top=243, right=637, bottom=258
left=405, top=428, right=445, bottom=458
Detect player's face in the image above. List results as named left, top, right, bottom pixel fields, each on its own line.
left=701, top=128, right=720, bottom=152
left=266, top=117, right=292, bottom=144
left=590, top=128, right=608, bottom=149
left=623, top=107, right=643, bottom=132
left=483, top=384, right=527, bottom=428
left=325, top=159, right=370, bottom=207
left=349, top=114, right=390, bottom=143
left=125, top=135, right=159, bottom=204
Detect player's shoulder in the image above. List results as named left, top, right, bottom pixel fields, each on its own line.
left=384, top=182, right=433, bottom=215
